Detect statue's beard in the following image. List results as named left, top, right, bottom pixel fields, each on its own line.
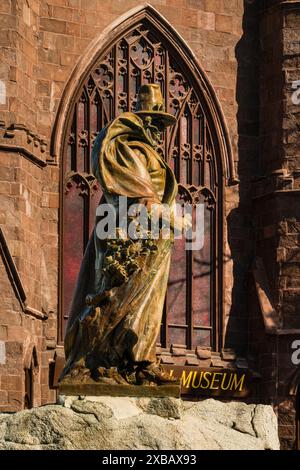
left=148, top=126, right=161, bottom=144
left=143, top=117, right=162, bottom=146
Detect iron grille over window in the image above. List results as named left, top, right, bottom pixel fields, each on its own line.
left=60, top=18, right=224, bottom=358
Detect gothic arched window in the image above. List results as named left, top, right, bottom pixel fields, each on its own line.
left=56, top=7, right=234, bottom=361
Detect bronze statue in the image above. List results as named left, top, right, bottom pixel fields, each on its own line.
left=59, top=84, right=180, bottom=389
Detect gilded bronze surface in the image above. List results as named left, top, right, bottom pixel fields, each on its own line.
left=59, top=85, right=180, bottom=391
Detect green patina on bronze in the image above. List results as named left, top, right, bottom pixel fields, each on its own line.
left=59, top=85, right=180, bottom=391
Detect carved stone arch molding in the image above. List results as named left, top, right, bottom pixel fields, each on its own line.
left=51, top=4, right=236, bottom=184
left=55, top=4, right=236, bottom=356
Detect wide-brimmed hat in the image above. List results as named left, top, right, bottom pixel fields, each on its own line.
left=134, top=83, right=176, bottom=128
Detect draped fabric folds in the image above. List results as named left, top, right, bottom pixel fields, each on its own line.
left=62, top=113, right=177, bottom=378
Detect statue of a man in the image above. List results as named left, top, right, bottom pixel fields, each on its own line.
left=60, top=84, right=179, bottom=387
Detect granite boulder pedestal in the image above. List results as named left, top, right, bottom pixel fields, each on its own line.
left=0, top=397, right=280, bottom=450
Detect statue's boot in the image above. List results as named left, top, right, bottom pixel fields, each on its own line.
left=136, top=362, right=178, bottom=385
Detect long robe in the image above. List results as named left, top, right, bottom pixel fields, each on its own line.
left=62, top=112, right=177, bottom=376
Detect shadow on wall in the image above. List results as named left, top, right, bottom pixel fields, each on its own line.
left=225, top=0, right=260, bottom=355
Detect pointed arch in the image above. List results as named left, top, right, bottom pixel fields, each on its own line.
left=24, top=343, right=39, bottom=370
left=51, top=3, right=236, bottom=185
left=56, top=4, right=235, bottom=354
left=24, top=344, right=38, bottom=409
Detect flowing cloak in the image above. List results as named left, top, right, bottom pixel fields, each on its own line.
left=62, top=112, right=178, bottom=375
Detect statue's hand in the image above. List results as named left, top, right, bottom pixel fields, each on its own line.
left=85, top=291, right=111, bottom=307
left=170, top=213, right=192, bottom=235
left=182, top=213, right=193, bottom=231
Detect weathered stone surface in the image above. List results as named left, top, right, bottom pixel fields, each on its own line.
left=0, top=397, right=280, bottom=450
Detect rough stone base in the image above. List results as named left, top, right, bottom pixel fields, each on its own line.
left=0, top=397, right=280, bottom=450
